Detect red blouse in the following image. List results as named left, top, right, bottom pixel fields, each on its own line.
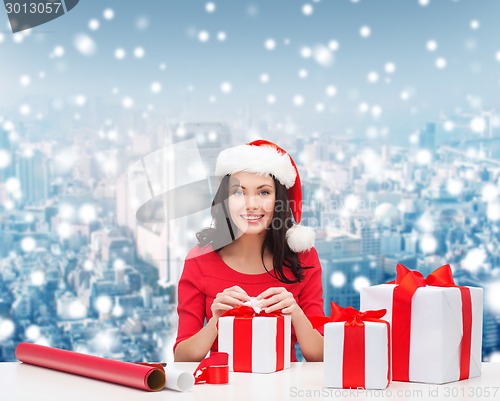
left=174, top=245, right=324, bottom=361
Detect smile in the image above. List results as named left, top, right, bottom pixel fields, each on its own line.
left=240, top=214, right=264, bottom=222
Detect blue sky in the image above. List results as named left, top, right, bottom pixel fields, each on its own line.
left=1, top=0, right=500, bottom=140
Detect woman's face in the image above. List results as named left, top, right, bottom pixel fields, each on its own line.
left=227, top=171, right=276, bottom=237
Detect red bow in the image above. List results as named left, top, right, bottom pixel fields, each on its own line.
left=388, top=263, right=456, bottom=295
left=389, top=264, right=472, bottom=382
left=310, top=302, right=387, bottom=328
left=221, top=305, right=283, bottom=318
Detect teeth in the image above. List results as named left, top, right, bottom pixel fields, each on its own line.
left=242, top=215, right=263, bottom=220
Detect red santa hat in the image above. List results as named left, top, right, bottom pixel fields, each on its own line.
left=215, top=139, right=315, bottom=253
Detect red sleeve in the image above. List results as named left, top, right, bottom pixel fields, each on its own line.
left=297, top=247, right=325, bottom=335
left=173, top=254, right=207, bottom=352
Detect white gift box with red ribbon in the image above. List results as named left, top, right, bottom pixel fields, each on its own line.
left=360, top=265, right=483, bottom=384
left=325, top=321, right=390, bottom=389
left=218, top=308, right=291, bottom=373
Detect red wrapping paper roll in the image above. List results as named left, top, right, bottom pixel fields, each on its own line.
left=15, top=342, right=166, bottom=391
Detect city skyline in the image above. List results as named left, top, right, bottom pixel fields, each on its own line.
left=1, top=110, right=500, bottom=362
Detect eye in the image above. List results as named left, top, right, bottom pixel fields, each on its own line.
left=232, top=188, right=244, bottom=196
left=259, top=190, right=270, bottom=196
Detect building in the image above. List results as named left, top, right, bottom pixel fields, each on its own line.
left=16, top=149, right=50, bottom=205
left=323, top=255, right=383, bottom=311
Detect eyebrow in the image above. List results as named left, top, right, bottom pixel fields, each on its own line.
left=230, top=184, right=273, bottom=190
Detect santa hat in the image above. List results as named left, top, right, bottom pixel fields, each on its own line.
left=215, top=139, right=315, bottom=253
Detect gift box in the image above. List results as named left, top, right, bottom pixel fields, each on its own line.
left=311, top=302, right=390, bottom=389
left=360, top=264, right=483, bottom=384
left=218, top=305, right=291, bottom=373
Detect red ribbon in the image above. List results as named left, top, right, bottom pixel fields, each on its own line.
left=194, top=352, right=229, bottom=384
left=220, top=306, right=285, bottom=372
left=389, top=264, right=472, bottom=382
left=311, top=302, right=390, bottom=389
left=221, top=305, right=283, bottom=318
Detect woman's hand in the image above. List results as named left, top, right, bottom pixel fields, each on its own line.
left=211, top=285, right=251, bottom=320
left=256, top=287, right=300, bottom=315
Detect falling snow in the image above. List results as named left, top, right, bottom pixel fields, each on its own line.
left=302, top=4, right=314, bottom=16
left=426, top=40, right=438, bottom=52
left=360, top=26, right=371, bottom=38
left=264, top=39, right=276, bottom=51
left=134, top=47, right=145, bottom=58
left=115, top=48, right=126, bottom=60
left=0, top=0, right=499, bottom=365
left=103, top=8, right=114, bottom=20
left=89, top=19, right=100, bottom=31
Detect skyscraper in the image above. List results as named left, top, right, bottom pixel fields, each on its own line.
left=15, top=149, right=50, bottom=205
left=419, top=122, right=436, bottom=152
left=0, top=129, right=15, bottom=183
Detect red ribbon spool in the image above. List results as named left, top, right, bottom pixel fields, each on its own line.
left=194, top=352, right=229, bottom=384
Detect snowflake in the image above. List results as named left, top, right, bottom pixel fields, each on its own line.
left=367, top=71, right=379, bottom=83
left=103, top=8, right=114, bottom=20
left=470, top=19, right=480, bottom=30
left=134, top=47, right=145, bottom=58
left=198, top=31, right=209, bottom=42
left=330, top=271, right=346, bottom=288
left=220, top=82, right=232, bottom=93
left=426, top=40, right=438, bottom=52
left=115, top=48, right=126, bottom=60
left=19, top=74, right=31, bottom=86
left=89, top=19, right=100, bottom=30
left=266, top=94, right=276, bottom=104
left=328, top=40, right=339, bottom=51
left=206, top=2, right=216, bottom=13
left=300, top=47, right=312, bottom=58
left=326, top=85, right=337, bottom=97
left=151, top=82, right=162, bottom=93
left=302, top=4, right=314, bottom=16
left=360, top=26, right=371, bottom=38
left=264, top=39, right=276, bottom=51
left=353, top=276, right=370, bottom=292
left=385, top=62, right=396, bottom=74
left=293, top=95, right=304, bottom=106
left=435, top=57, right=447, bottom=69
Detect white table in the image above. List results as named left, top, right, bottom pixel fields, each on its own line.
left=1, top=362, right=499, bottom=401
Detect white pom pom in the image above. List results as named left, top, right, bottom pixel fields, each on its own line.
left=286, top=224, right=315, bottom=253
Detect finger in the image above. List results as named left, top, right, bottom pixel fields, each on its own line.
left=217, top=294, right=244, bottom=306
left=256, top=287, right=283, bottom=300
left=213, top=303, right=234, bottom=310
left=226, top=287, right=251, bottom=301
left=227, top=290, right=252, bottom=302
left=280, top=307, right=293, bottom=314
left=258, top=294, right=284, bottom=308
left=212, top=303, right=235, bottom=315
left=228, top=286, right=250, bottom=296
left=265, top=300, right=291, bottom=313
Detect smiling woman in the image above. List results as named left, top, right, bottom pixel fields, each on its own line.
left=174, top=139, right=324, bottom=363
left=227, top=172, right=276, bottom=237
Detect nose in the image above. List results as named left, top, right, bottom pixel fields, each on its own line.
left=245, top=195, right=259, bottom=210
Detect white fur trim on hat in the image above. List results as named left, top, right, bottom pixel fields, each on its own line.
left=286, top=224, right=315, bottom=253
left=215, top=144, right=297, bottom=188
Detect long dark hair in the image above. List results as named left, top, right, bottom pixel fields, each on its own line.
left=196, top=175, right=309, bottom=283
